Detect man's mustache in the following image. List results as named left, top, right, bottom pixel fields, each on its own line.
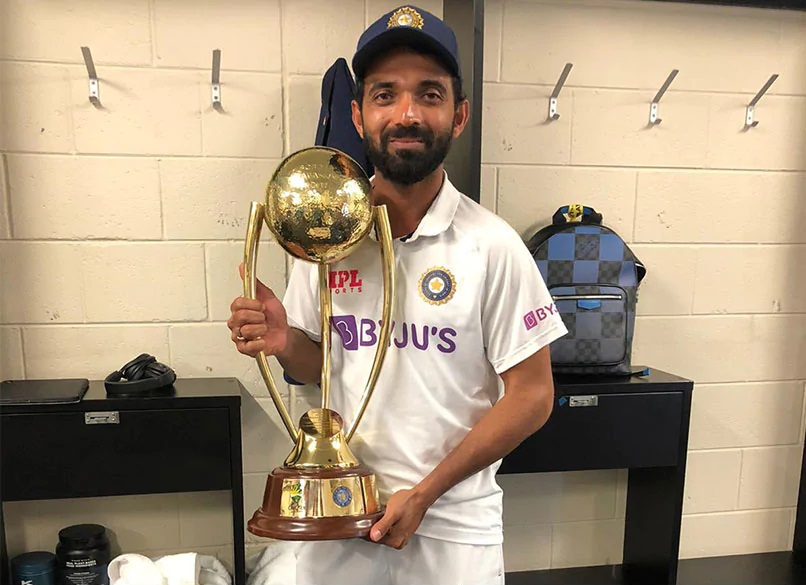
left=381, top=125, right=434, bottom=148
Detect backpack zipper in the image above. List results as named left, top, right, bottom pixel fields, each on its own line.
left=552, top=293, right=623, bottom=301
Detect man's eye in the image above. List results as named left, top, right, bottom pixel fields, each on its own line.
left=374, top=92, right=393, bottom=102
left=423, top=92, right=443, bottom=102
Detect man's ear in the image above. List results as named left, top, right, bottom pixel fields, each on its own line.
left=452, top=99, right=470, bottom=140
left=351, top=100, right=364, bottom=139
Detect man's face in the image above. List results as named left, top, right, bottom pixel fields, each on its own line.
left=352, top=48, right=469, bottom=186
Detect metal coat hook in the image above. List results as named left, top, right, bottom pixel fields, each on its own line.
left=649, top=69, right=678, bottom=125
left=211, top=49, right=222, bottom=111
left=745, top=74, right=778, bottom=129
left=81, top=46, right=101, bottom=107
left=548, top=63, right=573, bottom=121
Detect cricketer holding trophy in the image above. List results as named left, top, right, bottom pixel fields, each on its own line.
left=227, top=5, right=567, bottom=584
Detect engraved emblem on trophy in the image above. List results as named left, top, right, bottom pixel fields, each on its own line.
left=241, top=146, right=396, bottom=540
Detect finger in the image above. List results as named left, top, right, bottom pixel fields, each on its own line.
left=238, top=264, right=276, bottom=302
left=235, top=338, right=266, bottom=357
left=378, top=532, right=407, bottom=550
left=370, top=513, right=397, bottom=542
left=230, top=296, right=265, bottom=313
left=230, top=326, right=265, bottom=345
left=236, top=323, right=268, bottom=340
left=255, top=280, right=277, bottom=305
left=229, top=308, right=268, bottom=326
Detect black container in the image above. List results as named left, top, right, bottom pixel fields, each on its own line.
left=55, top=524, right=111, bottom=585
left=10, top=551, right=57, bottom=585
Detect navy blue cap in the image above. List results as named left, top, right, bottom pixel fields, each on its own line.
left=352, top=5, right=461, bottom=81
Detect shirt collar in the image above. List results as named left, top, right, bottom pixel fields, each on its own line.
left=368, top=171, right=460, bottom=243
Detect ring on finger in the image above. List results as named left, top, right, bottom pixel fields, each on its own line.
left=236, top=326, right=246, bottom=341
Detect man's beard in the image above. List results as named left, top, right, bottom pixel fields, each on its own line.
left=363, top=123, right=453, bottom=186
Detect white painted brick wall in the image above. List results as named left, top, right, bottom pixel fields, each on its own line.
left=283, top=0, right=367, bottom=75
left=497, top=166, right=636, bottom=237
left=153, top=0, right=283, bottom=71
left=0, top=326, right=24, bottom=379
left=70, top=68, right=204, bottom=155
left=1, top=242, right=86, bottom=323
left=572, top=89, right=711, bottom=167
left=680, top=508, right=794, bottom=558
left=199, top=73, right=284, bottom=158
left=160, top=159, right=282, bottom=240
left=0, top=62, right=74, bottom=152
left=689, top=381, right=805, bottom=449
left=7, top=155, right=162, bottom=240
left=683, top=450, right=743, bottom=514
left=1, top=0, right=804, bottom=576
left=286, top=75, right=323, bottom=153
left=23, top=325, right=170, bottom=378
left=0, top=0, right=153, bottom=66
left=635, top=171, right=806, bottom=244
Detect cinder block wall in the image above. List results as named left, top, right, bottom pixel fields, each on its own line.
left=484, top=0, right=806, bottom=570
left=1, top=0, right=804, bottom=574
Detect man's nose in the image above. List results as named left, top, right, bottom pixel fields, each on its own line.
left=394, top=94, right=422, bottom=126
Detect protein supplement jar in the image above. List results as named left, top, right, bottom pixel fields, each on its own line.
left=10, top=551, right=57, bottom=585
left=55, top=524, right=111, bottom=585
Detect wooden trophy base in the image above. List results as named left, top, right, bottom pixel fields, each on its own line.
left=247, top=465, right=384, bottom=541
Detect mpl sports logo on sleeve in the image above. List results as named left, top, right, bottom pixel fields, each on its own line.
left=329, top=269, right=362, bottom=294
left=523, top=304, right=558, bottom=331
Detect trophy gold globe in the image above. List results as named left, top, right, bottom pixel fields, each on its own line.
left=242, top=146, right=396, bottom=540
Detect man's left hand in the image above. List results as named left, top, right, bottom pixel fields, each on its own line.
left=369, top=488, right=430, bottom=550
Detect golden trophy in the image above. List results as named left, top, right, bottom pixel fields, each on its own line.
left=242, top=146, right=395, bottom=540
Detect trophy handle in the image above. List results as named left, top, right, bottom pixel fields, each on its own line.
left=243, top=201, right=299, bottom=442
left=318, top=263, right=333, bottom=410
left=345, top=204, right=395, bottom=443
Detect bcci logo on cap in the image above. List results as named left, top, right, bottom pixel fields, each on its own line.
left=387, top=6, right=424, bottom=29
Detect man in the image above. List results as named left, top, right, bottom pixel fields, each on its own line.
left=228, top=5, right=567, bottom=584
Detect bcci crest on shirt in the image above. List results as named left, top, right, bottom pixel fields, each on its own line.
left=419, top=267, right=456, bottom=305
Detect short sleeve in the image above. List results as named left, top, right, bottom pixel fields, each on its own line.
left=283, top=259, right=321, bottom=342
left=481, top=226, right=567, bottom=374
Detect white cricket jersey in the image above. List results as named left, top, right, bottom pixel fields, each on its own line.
left=283, top=173, right=567, bottom=545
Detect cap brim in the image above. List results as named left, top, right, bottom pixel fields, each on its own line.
left=352, top=27, right=460, bottom=80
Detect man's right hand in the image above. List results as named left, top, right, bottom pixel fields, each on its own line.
left=228, top=264, right=289, bottom=358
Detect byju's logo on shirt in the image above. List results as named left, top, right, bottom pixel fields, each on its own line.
left=329, top=269, right=362, bottom=294
left=331, top=315, right=457, bottom=353
left=523, top=304, right=558, bottom=331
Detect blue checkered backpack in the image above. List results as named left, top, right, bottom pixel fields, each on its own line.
left=526, top=205, right=646, bottom=376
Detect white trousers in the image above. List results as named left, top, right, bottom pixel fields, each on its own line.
left=295, top=535, right=505, bottom=585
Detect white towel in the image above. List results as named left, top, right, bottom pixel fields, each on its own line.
left=108, top=552, right=231, bottom=585
left=154, top=552, right=201, bottom=585
left=108, top=553, right=166, bottom=585
left=199, top=555, right=232, bottom=585
left=246, top=540, right=299, bottom=585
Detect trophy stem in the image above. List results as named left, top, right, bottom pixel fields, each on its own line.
left=318, top=264, right=332, bottom=411
left=243, top=201, right=298, bottom=442
left=345, top=205, right=396, bottom=443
